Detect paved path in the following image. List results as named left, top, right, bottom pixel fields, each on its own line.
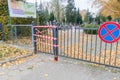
left=0, top=53, right=120, bottom=80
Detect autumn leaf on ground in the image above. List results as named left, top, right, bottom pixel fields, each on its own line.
left=44, top=74, right=49, bottom=77
left=0, top=72, right=4, bottom=76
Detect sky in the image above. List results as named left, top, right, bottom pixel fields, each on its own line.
left=26, top=0, right=99, bottom=14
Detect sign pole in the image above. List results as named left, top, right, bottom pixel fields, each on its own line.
left=35, top=0, right=39, bottom=25
left=7, top=0, right=13, bottom=40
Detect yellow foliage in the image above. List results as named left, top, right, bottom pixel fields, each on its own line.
left=0, top=43, right=32, bottom=61
left=0, top=0, right=35, bottom=40
left=93, top=0, right=120, bottom=18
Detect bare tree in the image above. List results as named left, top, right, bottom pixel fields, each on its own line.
left=51, top=0, right=66, bottom=23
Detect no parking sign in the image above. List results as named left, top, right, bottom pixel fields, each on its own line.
left=98, top=22, right=120, bottom=43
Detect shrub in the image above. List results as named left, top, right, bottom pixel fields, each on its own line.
left=17, top=26, right=31, bottom=37
left=84, top=24, right=99, bottom=34
left=3, top=26, right=11, bottom=40
left=80, top=24, right=85, bottom=27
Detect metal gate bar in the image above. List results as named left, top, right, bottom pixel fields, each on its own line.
left=32, top=26, right=59, bottom=61
left=33, top=25, right=120, bottom=69
left=58, top=26, right=120, bottom=69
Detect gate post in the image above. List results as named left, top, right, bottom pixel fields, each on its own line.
left=32, top=22, right=37, bottom=54
left=53, top=27, right=58, bottom=61
left=0, top=23, right=4, bottom=41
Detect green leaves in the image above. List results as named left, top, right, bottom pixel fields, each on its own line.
left=49, top=12, right=55, bottom=21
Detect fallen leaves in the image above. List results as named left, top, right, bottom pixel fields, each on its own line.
left=0, top=72, right=4, bottom=76
left=0, top=54, right=36, bottom=68
left=36, top=30, right=53, bottom=53
left=40, top=59, right=46, bottom=62
left=0, top=43, right=37, bottom=67
left=63, top=43, right=120, bottom=67
left=27, top=65, right=34, bottom=70
left=44, top=74, right=49, bottom=77
left=0, top=43, right=32, bottom=61
left=35, top=30, right=120, bottom=67
left=113, top=77, right=117, bottom=80
left=5, top=37, right=32, bottom=46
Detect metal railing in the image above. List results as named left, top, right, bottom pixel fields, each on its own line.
left=33, top=26, right=120, bottom=69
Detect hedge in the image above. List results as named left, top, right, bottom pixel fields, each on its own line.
left=84, top=24, right=99, bottom=34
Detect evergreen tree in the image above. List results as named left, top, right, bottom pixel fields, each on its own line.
left=37, top=5, right=50, bottom=25
left=107, top=15, right=112, bottom=21
left=49, top=12, right=55, bottom=21
left=66, top=0, right=76, bottom=24
left=44, top=8, right=50, bottom=21
left=76, top=8, right=82, bottom=24
left=38, top=10, right=46, bottom=25
left=84, top=10, right=93, bottom=24
left=98, top=14, right=106, bottom=23
left=95, top=16, right=100, bottom=24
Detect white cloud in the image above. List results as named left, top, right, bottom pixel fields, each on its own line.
left=75, top=0, right=89, bottom=9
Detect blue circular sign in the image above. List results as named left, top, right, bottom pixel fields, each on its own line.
left=98, top=22, right=120, bottom=43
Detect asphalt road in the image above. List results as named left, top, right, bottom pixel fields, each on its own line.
left=0, top=53, right=120, bottom=80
